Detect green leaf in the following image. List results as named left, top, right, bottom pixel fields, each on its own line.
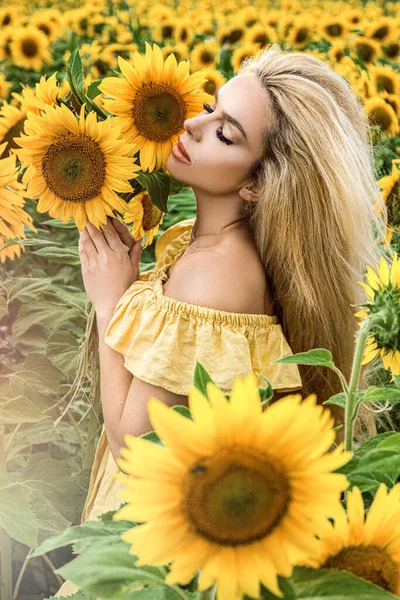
left=193, top=361, right=216, bottom=397
left=41, top=218, right=78, bottom=229
left=55, top=540, right=181, bottom=599
left=31, top=246, right=81, bottom=265
left=67, top=48, right=86, bottom=105
left=354, top=431, right=398, bottom=458
left=86, top=79, right=102, bottom=99
left=292, top=566, right=398, bottom=598
left=31, top=514, right=135, bottom=558
left=362, top=386, right=400, bottom=403
left=135, top=172, right=171, bottom=214
left=0, top=475, right=40, bottom=547
left=271, top=349, right=335, bottom=368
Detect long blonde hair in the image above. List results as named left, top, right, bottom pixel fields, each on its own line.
left=237, top=44, right=390, bottom=431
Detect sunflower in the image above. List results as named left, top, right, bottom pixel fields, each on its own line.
left=327, top=40, right=347, bottom=65
left=189, top=40, right=218, bottom=72
left=0, top=6, right=19, bottom=29
left=0, top=73, right=11, bottom=100
left=192, top=66, right=227, bottom=97
left=348, top=36, right=382, bottom=64
left=0, top=26, right=13, bottom=61
left=175, top=18, right=195, bottom=47
left=14, top=103, right=141, bottom=231
left=112, top=372, right=351, bottom=600
left=231, top=44, right=259, bottom=73
left=10, top=26, right=51, bottom=71
left=364, top=97, right=399, bottom=137
left=99, top=42, right=214, bottom=173
left=31, top=11, right=62, bottom=44
left=14, top=73, right=69, bottom=116
left=160, top=43, right=189, bottom=69
left=355, top=252, right=400, bottom=381
left=365, top=17, right=396, bottom=43
left=369, top=64, right=400, bottom=96
left=286, top=18, right=314, bottom=49
left=0, top=141, right=37, bottom=264
left=243, top=23, right=278, bottom=49
left=376, top=159, right=400, bottom=245
left=318, top=16, right=350, bottom=41
left=379, top=92, right=400, bottom=118
left=122, top=191, right=164, bottom=247
left=382, top=37, right=400, bottom=61
left=0, top=102, right=27, bottom=159
left=299, top=484, right=400, bottom=596
left=152, top=19, right=176, bottom=44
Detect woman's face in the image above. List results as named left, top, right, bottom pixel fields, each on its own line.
left=165, top=72, right=271, bottom=196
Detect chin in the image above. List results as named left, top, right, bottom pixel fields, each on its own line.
left=165, top=155, right=191, bottom=183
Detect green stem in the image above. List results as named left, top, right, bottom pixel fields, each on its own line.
left=330, top=365, right=349, bottom=396
left=12, top=548, right=34, bottom=600
left=344, top=317, right=373, bottom=453
left=0, top=424, right=13, bottom=600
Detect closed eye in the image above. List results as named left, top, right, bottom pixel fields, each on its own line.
left=202, top=103, right=234, bottom=145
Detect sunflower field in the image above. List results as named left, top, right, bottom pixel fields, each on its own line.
left=1, top=0, right=400, bottom=598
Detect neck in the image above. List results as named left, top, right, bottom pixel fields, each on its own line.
left=190, top=186, right=248, bottom=241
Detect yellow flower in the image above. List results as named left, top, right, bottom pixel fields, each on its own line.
left=99, top=42, right=214, bottom=173
left=0, top=102, right=27, bottom=159
left=0, top=141, right=37, bottom=264
left=348, top=36, right=382, bottom=65
left=14, top=103, right=141, bottom=231
left=112, top=372, right=351, bottom=600
left=10, top=26, right=51, bottom=71
left=355, top=252, right=400, bottom=381
left=0, top=73, right=11, bottom=100
left=231, top=44, right=259, bottom=73
left=13, top=73, right=69, bottom=116
left=369, top=64, right=400, bottom=96
left=365, top=97, right=400, bottom=138
left=122, top=191, right=164, bottom=248
left=299, top=484, right=400, bottom=596
left=376, top=159, right=400, bottom=245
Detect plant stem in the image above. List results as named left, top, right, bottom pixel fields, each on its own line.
left=344, top=317, right=373, bottom=453
left=12, top=548, right=33, bottom=600
left=0, top=424, right=13, bottom=600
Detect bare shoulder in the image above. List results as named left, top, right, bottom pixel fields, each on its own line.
left=163, top=242, right=272, bottom=315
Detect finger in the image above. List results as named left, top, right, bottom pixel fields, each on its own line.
left=79, top=227, right=97, bottom=258
left=101, top=217, right=123, bottom=252
left=85, top=221, right=108, bottom=253
left=111, top=217, right=135, bottom=250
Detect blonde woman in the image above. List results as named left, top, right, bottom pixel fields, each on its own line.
left=54, top=44, right=387, bottom=597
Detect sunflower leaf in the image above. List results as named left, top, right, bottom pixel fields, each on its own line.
left=271, top=349, right=335, bottom=368
left=67, top=49, right=86, bottom=105
left=193, top=360, right=216, bottom=397
left=135, top=172, right=171, bottom=214
left=292, top=566, right=398, bottom=598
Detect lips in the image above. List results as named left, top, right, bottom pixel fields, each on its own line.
left=178, top=137, right=191, bottom=162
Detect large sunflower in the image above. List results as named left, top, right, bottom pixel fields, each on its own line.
left=14, top=103, right=141, bottom=231
left=98, top=42, right=214, bottom=173
left=0, top=141, right=37, bottom=264
left=10, top=26, right=51, bottom=71
left=112, top=372, right=351, bottom=600
left=299, top=484, right=400, bottom=596
left=355, top=252, right=400, bottom=381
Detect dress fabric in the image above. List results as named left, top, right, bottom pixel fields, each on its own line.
left=54, top=217, right=303, bottom=597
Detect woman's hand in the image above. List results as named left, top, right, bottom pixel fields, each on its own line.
left=79, top=217, right=143, bottom=316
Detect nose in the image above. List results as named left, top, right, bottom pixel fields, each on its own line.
left=183, top=113, right=203, bottom=141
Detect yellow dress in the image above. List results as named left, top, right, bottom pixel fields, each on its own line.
left=54, top=217, right=303, bottom=597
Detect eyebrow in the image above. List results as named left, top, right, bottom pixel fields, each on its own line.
left=214, top=86, right=248, bottom=142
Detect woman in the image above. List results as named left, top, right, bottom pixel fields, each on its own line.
left=54, top=44, right=387, bottom=596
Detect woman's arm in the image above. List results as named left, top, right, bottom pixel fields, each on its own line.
left=96, top=311, right=188, bottom=468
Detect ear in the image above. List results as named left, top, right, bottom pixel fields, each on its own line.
left=239, top=183, right=259, bottom=203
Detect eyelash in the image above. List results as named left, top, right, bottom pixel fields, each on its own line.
left=202, top=103, right=234, bottom=145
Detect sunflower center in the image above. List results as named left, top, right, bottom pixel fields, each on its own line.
left=42, top=133, right=106, bottom=203
left=322, top=545, right=399, bottom=594
left=133, top=82, right=187, bottom=142
left=182, top=446, right=291, bottom=546
left=21, top=39, right=39, bottom=58
left=140, top=192, right=163, bottom=230
left=370, top=106, right=393, bottom=131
